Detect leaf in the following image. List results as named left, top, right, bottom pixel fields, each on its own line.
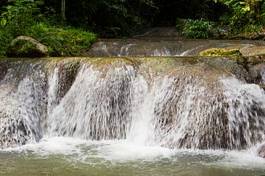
left=0, top=19, right=7, bottom=26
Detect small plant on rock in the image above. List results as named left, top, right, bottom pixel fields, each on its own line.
left=182, top=19, right=214, bottom=39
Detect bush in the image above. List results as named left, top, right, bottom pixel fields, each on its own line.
left=0, top=0, right=41, bottom=36
left=0, top=0, right=38, bottom=57
left=0, top=0, right=96, bottom=57
left=27, top=23, right=96, bottom=56
left=0, top=29, right=12, bottom=57
left=216, top=0, right=265, bottom=34
left=182, top=19, right=213, bottom=39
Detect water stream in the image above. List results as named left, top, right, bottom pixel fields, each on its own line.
left=0, top=54, right=265, bottom=175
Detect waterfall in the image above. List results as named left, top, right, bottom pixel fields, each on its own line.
left=47, top=64, right=136, bottom=140
left=0, top=59, right=265, bottom=152
left=0, top=65, right=47, bottom=148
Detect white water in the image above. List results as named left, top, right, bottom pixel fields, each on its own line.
left=1, top=62, right=265, bottom=168
left=0, top=67, right=46, bottom=147
left=45, top=64, right=265, bottom=150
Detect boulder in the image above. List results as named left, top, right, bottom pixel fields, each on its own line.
left=248, top=63, right=265, bottom=84
left=257, top=144, right=265, bottom=158
left=240, top=46, right=265, bottom=57
left=7, top=36, right=48, bottom=58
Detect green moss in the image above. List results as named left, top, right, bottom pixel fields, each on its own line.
left=199, top=48, right=242, bottom=57
left=9, top=40, right=34, bottom=56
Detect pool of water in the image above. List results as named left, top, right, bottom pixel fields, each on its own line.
left=0, top=137, right=265, bottom=176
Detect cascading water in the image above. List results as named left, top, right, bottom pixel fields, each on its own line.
left=0, top=64, right=47, bottom=148
left=47, top=64, right=136, bottom=140
left=88, top=39, right=265, bottom=57
left=1, top=58, right=265, bottom=175
left=1, top=59, right=264, bottom=150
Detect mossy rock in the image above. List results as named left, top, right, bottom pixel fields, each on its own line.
left=199, top=48, right=242, bottom=57
left=7, top=36, right=48, bottom=58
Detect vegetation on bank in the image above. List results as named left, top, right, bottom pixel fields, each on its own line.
left=180, top=0, right=265, bottom=39
left=0, top=0, right=265, bottom=57
left=0, top=0, right=96, bottom=57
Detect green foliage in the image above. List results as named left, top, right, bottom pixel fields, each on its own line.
left=0, top=29, right=12, bottom=57
left=178, top=0, right=265, bottom=38
left=0, top=0, right=40, bottom=57
left=242, top=24, right=263, bottom=33
left=27, top=23, right=96, bottom=56
left=214, top=0, right=265, bottom=33
left=182, top=19, right=213, bottom=39
left=0, top=0, right=42, bottom=36
left=44, top=0, right=158, bottom=37
left=0, top=0, right=96, bottom=57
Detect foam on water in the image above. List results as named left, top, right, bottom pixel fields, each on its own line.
left=1, top=136, right=265, bottom=171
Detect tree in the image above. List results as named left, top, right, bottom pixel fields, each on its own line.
left=61, top=0, right=65, bottom=21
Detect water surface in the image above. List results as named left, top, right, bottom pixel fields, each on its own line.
left=1, top=137, right=265, bottom=176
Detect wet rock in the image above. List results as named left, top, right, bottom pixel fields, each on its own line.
left=0, top=63, right=7, bottom=81
left=245, top=55, right=265, bottom=65
left=7, top=36, right=48, bottom=58
left=53, top=61, right=80, bottom=102
left=257, top=144, right=265, bottom=158
left=248, top=63, right=265, bottom=84
left=240, top=46, right=265, bottom=57
left=201, top=57, right=250, bottom=81
left=0, top=112, right=33, bottom=148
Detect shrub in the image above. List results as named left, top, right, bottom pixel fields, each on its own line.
left=0, top=29, right=12, bottom=57
left=26, top=23, right=97, bottom=56
left=0, top=0, right=96, bottom=57
left=216, top=0, right=265, bottom=33
left=0, top=0, right=42, bottom=36
left=0, top=0, right=41, bottom=57
left=182, top=19, right=213, bottom=39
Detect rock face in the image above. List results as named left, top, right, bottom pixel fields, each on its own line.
left=248, top=63, right=265, bottom=84
left=7, top=36, right=48, bottom=58
left=257, top=144, right=265, bottom=158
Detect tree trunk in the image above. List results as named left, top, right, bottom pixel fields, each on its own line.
left=61, top=0, right=66, bottom=21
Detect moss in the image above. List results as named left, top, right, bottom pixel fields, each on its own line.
left=199, top=48, right=242, bottom=57
left=6, top=39, right=48, bottom=58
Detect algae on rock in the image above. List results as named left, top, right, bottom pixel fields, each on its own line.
left=199, top=48, right=241, bottom=57
left=7, top=36, right=48, bottom=58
